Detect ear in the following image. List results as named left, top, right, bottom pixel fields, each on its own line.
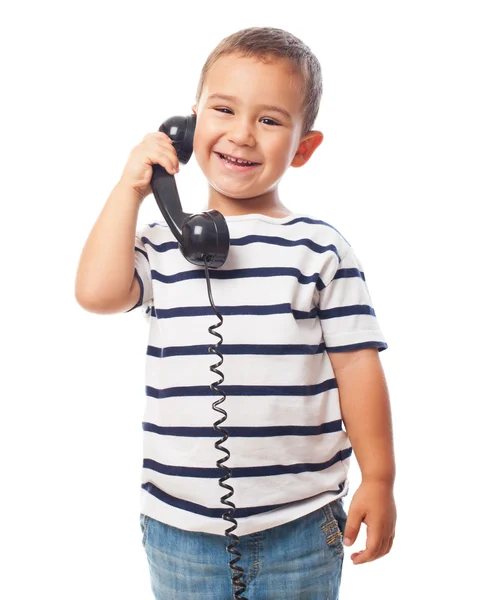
left=291, top=131, right=324, bottom=168
left=192, top=104, right=197, bottom=115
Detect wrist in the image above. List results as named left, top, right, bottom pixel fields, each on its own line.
left=361, top=473, right=395, bottom=487
left=115, top=179, right=146, bottom=206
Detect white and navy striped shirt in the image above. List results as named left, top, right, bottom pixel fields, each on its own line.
left=127, top=212, right=387, bottom=536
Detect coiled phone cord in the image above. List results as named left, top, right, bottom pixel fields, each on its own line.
left=203, top=256, right=249, bottom=599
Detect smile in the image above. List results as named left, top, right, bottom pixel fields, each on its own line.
left=214, top=152, right=261, bottom=172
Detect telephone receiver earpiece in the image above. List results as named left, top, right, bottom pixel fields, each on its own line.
left=150, top=114, right=230, bottom=268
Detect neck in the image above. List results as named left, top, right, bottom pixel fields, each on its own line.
left=205, top=187, right=291, bottom=218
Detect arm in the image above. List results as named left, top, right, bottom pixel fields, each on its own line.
left=75, top=182, right=142, bottom=313
left=328, top=347, right=395, bottom=483
left=328, top=347, right=396, bottom=564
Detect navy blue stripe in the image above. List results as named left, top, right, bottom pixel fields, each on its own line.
left=135, top=246, right=148, bottom=261
left=233, top=235, right=339, bottom=255
left=145, top=378, right=337, bottom=400
left=315, top=266, right=366, bottom=291
left=318, top=304, right=376, bottom=319
left=141, top=476, right=349, bottom=519
left=146, top=340, right=387, bottom=358
left=141, top=239, right=177, bottom=252
left=152, top=266, right=324, bottom=286
left=147, top=342, right=326, bottom=358
left=151, top=303, right=319, bottom=319
left=149, top=263, right=364, bottom=290
left=334, top=267, right=365, bottom=282
left=142, top=447, right=352, bottom=480
left=124, top=268, right=143, bottom=312
left=143, top=419, right=343, bottom=438
left=150, top=303, right=375, bottom=320
left=326, top=341, right=388, bottom=352
left=281, top=216, right=350, bottom=244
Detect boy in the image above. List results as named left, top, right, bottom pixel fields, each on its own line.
left=75, top=26, right=396, bottom=600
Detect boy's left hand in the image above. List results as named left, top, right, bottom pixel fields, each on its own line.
left=343, top=479, right=396, bottom=564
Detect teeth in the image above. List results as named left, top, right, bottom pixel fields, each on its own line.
left=220, top=153, right=254, bottom=165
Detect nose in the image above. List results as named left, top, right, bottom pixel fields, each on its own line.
left=227, top=118, right=255, bottom=147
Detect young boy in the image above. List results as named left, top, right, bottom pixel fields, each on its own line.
left=75, top=26, right=396, bottom=600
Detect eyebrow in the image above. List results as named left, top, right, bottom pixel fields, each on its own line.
left=206, top=93, right=293, bottom=121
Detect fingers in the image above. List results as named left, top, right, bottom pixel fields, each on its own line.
left=343, top=510, right=362, bottom=548
left=142, top=132, right=180, bottom=175
left=350, top=527, right=385, bottom=564
left=350, top=525, right=395, bottom=564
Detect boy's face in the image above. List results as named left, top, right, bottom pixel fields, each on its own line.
left=192, top=53, right=322, bottom=207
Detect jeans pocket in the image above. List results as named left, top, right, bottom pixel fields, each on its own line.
left=320, top=499, right=346, bottom=560
left=140, top=513, right=150, bottom=548
left=330, top=497, right=348, bottom=537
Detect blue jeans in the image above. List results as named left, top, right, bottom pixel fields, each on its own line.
left=140, top=497, right=347, bottom=599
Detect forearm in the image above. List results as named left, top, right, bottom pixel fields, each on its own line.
left=336, top=350, right=396, bottom=483
left=75, top=182, right=142, bottom=308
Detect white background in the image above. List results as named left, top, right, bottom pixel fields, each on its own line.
left=1, top=1, right=491, bottom=598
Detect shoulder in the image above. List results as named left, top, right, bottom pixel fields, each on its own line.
left=288, top=213, right=352, bottom=260
left=291, top=213, right=349, bottom=239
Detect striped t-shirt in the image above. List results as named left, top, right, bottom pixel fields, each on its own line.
left=126, top=212, right=388, bottom=536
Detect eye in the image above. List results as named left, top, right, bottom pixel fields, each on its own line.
left=260, top=118, right=281, bottom=126
left=214, top=107, right=233, bottom=114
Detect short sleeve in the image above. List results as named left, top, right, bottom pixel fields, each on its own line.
left=317, top=245, right=388, bottom=353
left=124, top=227, right=153, bottom=318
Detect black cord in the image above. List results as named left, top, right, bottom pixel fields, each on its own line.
left=203, top=256, right=249, bottom=599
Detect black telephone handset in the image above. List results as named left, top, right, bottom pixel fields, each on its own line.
left=150, top=114, right=230, bottom=268
left=150, top=116, right=248, bottom=599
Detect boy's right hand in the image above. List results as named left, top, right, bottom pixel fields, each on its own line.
left=118, top=132, right=180, bottom=203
